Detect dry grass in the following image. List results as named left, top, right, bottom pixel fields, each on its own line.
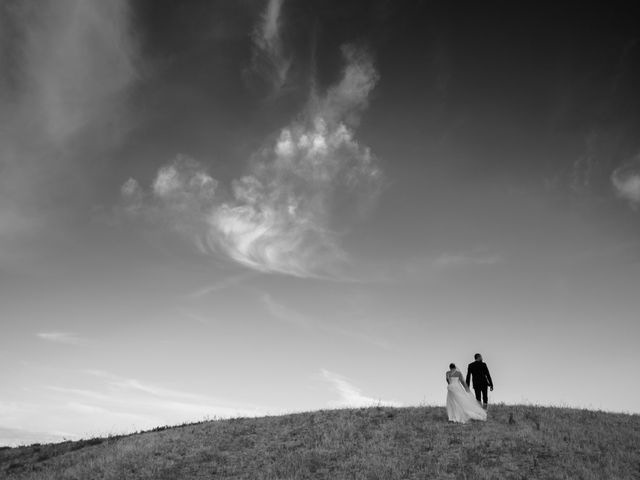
left=1, top=404, right=639, bottom=479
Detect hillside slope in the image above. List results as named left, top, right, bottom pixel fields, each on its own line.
left=1, top=405, right=639, bottom=479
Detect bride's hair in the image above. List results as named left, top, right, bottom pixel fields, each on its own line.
left=449, top=363, right=456, bottom=369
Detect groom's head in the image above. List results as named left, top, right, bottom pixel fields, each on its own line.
left=474, top=353, right=482, bottom=361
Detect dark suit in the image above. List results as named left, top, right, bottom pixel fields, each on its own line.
left=466, top=361, right=493, bottom=405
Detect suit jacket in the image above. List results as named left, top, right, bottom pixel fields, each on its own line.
left=466, top=361, right=493, bottom=389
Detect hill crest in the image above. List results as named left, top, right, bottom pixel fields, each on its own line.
left=1, top=404, right=639, bottom=479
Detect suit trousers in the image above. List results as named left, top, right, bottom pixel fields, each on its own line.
left=474, top=386, right=488, bottom=404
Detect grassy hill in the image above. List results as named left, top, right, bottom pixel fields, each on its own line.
left=1, top=404, right=639, bottom=479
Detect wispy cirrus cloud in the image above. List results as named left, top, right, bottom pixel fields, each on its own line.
left=245, top=0, right=291, bottom=94
left=13, top=1, right=135, bottom=142
left=611, top=158, right=640, bottom=208
left=21, top=369, right=272, bottom=439
left=261, top=292, right=312, bottom=328
left=176, top=308, right=212, bottom=325
left=83, top=369, right=268, bottom=418
left=36, top=332, right=86, bottom=345
left=260, top=293, right=392, bottom=349
left=0, top=0, right=138, bottom=255
left=320, top=369, right=401, bottom=408
left=0, top=0, right=137, bottom=177
left=185, top=271, right=258, bottom=299
left=569, top=131, right=599, bottom=193
left=123, top=44, right=383, bottom=279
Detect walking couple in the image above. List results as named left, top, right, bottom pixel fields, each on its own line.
left=446, top=353, right=494, bottom=423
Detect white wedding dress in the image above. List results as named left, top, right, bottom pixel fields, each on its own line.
left=446, top=373, right=487, bottom=423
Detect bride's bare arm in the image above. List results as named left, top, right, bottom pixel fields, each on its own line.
left=456, top=372, right=470, bottom=392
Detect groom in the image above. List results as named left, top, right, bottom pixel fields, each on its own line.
left=466, top=353, right=493, bottom=409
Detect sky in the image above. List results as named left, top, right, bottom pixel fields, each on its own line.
left=1, top=0, right=640, bottom=446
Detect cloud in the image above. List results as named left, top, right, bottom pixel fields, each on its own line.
left=36, top=370, right=270, bottom=437
left=0, top=0, right=138, bottom=249
left=0, top=0, right=137, bottom=168
left=18, top=0, right=136, bottom=145
left=123, top=46, right=383, bottom=278
left=261, top=293, right=312, bottom=327
left=611, top=160, right=640, bottom=207
left=120, top=178, right=144, bottom=215
left=320, top=369, right=401, bottom=408
left=122, top=155, right=220, bottom=248
left=81, top=369, right=263, bottom=411
left=185, top=271, right=258, bottom=299
left=36, top=332, right=85, bottom=345
left=47, top=386, right=111, bottom=402
left=176, top=308, right=211, bottom=325
left=259, top=292, right=391, bottom=349
left=209, top=48, right=382, bottom=277
left=152, top=157, right=219, bottom=211
left=246, top=0, right=291, bottom=94
left=570, top=132, right=598, bottom=193
left=315, top=45, right=380, bottom=127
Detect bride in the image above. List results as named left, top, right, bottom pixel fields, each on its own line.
left=446, top=363, right=487, bottom=423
